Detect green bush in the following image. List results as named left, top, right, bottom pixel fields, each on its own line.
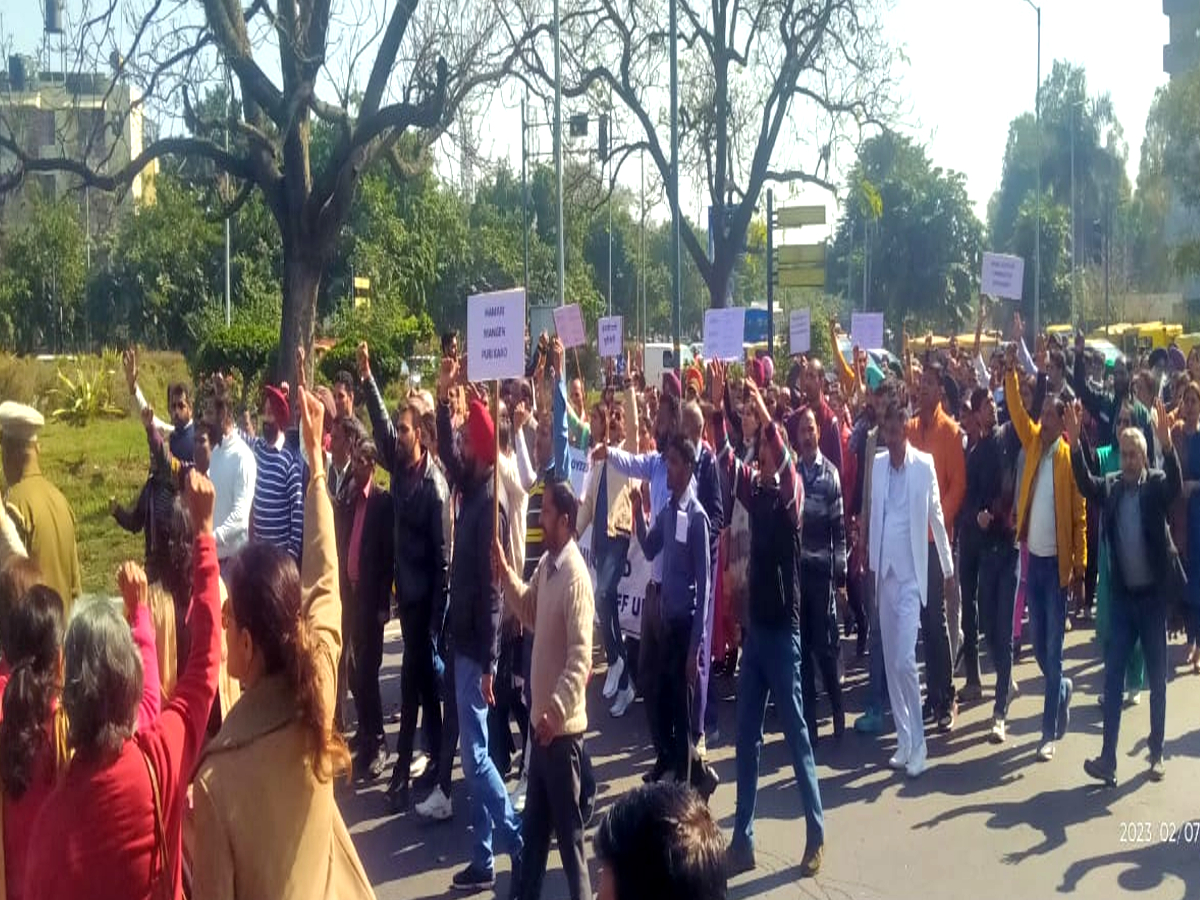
left=0, top=350, right=189, bottom=415
left=318, top=302, right=432, bottom=390
left=47, top=351, right=126, bottom=426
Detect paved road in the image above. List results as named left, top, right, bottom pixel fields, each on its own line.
left=337, top=621, right=1200, bottom=900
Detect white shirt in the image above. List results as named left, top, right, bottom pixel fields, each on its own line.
left=210, top=430, right=257, bottom=560
left=881, top=459, right=917, bottom=584
left=1027, top=441, right=1059, bottom=558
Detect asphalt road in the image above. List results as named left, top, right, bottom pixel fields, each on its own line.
left=337, top=620, right=1200, bottom=900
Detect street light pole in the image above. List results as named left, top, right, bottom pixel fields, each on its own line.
left=553, top=0, right=565, bottom=307
left=669, top=0, right=681, bottom=370
left=1022, top=0, right=1042, bottom=336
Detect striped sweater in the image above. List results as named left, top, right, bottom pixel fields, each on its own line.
left=798, top=451, right=848, bottom=587
left=251, top=439, right=304, bottom=560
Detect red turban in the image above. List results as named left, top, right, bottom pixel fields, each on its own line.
left=466, top=399, right=496, bottom=467
left=262, top=385, right=290, bottom=424
left=684, top=366, right=704, bottom=397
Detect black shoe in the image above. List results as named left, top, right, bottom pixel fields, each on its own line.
left=452, top=863, right=495, bottom=891
left=1084, top=757, right=1117, bottom=788
left=725, top=843, right=756, bottom=878
left=833, top=713, right=846, bottom=741
left=693, top=762, right=720, bottom=803
left=355, top=745, right=387, bottom=782
left=937, top=701, right=958, bottom=733
left=384, top=774, right=410, bottom=814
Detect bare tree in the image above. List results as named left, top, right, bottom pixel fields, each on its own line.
left=508, top=0, right=898, bottom=310
left=0, top=0, right=539, bottom=384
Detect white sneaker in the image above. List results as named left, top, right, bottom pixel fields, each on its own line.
left=1036, top=741, right=1056, bottom=762
left=414, top=786, right=453, bottom=821
left=610, top=683, right=636, bottom=718
left=602, top=658, right=625, bottom=700
left=989, top=718, right=1007, bottom=745
left=1125, top=691, right=1141, bottom=707
left=510, top=774, right=528, bottom=814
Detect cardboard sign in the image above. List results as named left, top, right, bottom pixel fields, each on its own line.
left=789, top=309, right=811, bottom=355
left=598, top=316, right=624, bottom=358
left=981, top=252, right=1025, bottom=301
left=567, top=447, right=590, bottom=498
left=468, top=289, right=526, bottom=381
left=851, top=312, right=884, bottom=351
left=703, top=307, right=746, bottom=361
left=553, top=303, right=587, bottom=349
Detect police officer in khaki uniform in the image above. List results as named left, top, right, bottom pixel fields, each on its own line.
left=0, top=402, right=81, bottom=613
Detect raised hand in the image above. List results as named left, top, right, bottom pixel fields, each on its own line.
left=1063, top=399, right=1082, bottom=448
left=1155, top=397, right=1173, bottom=450
left=117, top=560, right=149, bottom=624
left=437, top=355, right=459, bottom=402
left=140, top=405, right=156, bottom=431
left=298, top=386, right=327, bottom=473
left=295, top=345, right=308, bottom=392
left=357, top=341, right=371, bottom=381
left=122, top=347, right=139, bottom=394
left=184, top=468, right=216, bottom=536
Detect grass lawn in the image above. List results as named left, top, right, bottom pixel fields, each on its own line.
left=33, top=416, right=152, bottom=595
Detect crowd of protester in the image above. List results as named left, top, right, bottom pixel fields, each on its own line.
left=0, top=296, right=1196, bottom=900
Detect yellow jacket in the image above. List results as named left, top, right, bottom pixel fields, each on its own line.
left=1005, top=368, right=1087, bottom=588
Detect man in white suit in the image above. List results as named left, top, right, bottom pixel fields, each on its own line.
left=868, top=400, right=957, bottom=778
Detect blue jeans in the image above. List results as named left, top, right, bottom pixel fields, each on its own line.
left=455, top=654, right=522, bottom=871
left=1025, top=554, right=1069, bottom=742
left=733, top=624, right=825, bottom=853
left=594, top=534, right=631, bottom=690
left=1101, top=589, right=1168, bottom=769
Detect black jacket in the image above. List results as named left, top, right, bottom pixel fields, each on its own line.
left=1071, top=443, right=1182, bottom=598
left=437, top=401, right=510, bottom=670
left=746, top=484, right=803, bottom=633
left=351, top=484, right=395, bottom=625
left=363, top=375, right=450, bottom=630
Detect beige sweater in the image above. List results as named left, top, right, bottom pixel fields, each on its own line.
left=501, top=540, right=594, bottom=736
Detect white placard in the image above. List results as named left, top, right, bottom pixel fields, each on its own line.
left=553, top=303, right=588, bottom=349
left=851, top=312, right=885, bottom=351
left=789, top=309, right=811, bottom=355
left=567, top=447, right=589, bottom=497
left=981, top=252, right=1025, bottom=301
left=598, top=316, right=624, bottom=358
left=468, top=289, right=526, bottom=381
left=703, top=307, right=746, bottom=361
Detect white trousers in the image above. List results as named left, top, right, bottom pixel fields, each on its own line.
left=879, top=569, right=925, bottom=759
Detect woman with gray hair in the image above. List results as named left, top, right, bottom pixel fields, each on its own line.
left=22, top=469, right=222, bottom=900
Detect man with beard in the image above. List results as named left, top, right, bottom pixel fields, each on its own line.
left=205, top=385, right=257, bottom=572
left=358, top=341, right=452, bottom=812
left=709, top=368, right=825, bottom=878
left=249, top=385, right=304, bottom=561
left=786, top=359, right=843, bottom=476
left=436, top=357, right=522, bottom=893
left=333, top=369, right=357, bottom=420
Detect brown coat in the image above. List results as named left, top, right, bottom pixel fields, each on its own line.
left=190, top=480, right=374, bottom=900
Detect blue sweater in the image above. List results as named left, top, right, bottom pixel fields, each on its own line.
left=251, top=440, right=304, bottom=560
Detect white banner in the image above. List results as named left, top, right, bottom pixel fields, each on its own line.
left=789, top=309, right=811, bottom=355
left=981, top=252, right=1025, bottom=301
left=577, top=524, right=650, bottom=638
left=598, top=315, right=624, bottom=358
left=468, top=289, right=526, bottom=381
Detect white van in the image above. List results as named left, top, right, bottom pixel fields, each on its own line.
left=643, top=342, right=695, bottom=390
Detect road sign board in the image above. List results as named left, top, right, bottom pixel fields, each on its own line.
left=776, top=244, right=826, bottom=266
left=775, top=266, right=826, bottom=289
left=775, top=205, right=826, bottom=228
left=353, top=277, right=371, bottom=291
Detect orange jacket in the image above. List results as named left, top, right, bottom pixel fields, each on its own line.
left=907, top=406, right=966, bottom=541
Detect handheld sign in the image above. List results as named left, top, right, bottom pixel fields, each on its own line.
left=553, top=303, right=588, bottom=349
left=703, top=307, right=746, bottom=361
left=467, top=288, right=526, bottom=382
left=851, top=312, right=884, bottom=351
left=598, top=316, right=624, bottom=358
left=981, top=252, right=1025, bottom=301
left=789, top=309, right=811, bottom=355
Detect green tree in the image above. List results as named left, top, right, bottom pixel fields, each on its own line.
left=828, top=133, right=984, bottom=334
left=0, top=194, right=88, bottom=353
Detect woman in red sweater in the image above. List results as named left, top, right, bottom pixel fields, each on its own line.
left=23, top=469, right=221, bottom=900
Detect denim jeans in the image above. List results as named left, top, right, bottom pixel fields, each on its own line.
left=733, top=624, right=825, bottom=854
left=455, top=653, right=523, bottom=871
left=1025, top=554, right=1069, bottom=742
left=976, top=544, right=1018, bottom=719
left=1100, top=589, right=1168, bottom=770
left=594, top=533, right=631, bottom=691
left=864, top=575, right=888, bottom=715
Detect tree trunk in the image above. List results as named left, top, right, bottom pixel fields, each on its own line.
left=708, top=255, right=734, bottom=310
left=278, top=234, right=321, bottom=390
